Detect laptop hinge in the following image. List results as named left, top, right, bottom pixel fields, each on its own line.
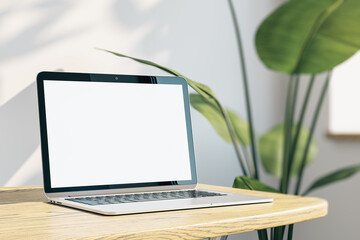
left=47, top=184, right=197, bottom=198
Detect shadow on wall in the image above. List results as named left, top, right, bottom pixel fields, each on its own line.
left=0, top=0, right=76, bottom=63
left=0, top=82, right=41, bottom=186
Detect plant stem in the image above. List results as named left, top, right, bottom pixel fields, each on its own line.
left=295, top=71, right=331, bottom=195
left=289, top=75, right=300, bottom=149
left=274, top=226, right=282, bottom=240
left=227, top=0, right=259, bottom=179
left=281, top=75, right=300, bottom=193
left=276, top=76, right=296, bottom=240
left=258, top=229, right=269, bottom=240
left=287, top=75, right=316, bottom=186
left=280, top=75, right=295, bottom=193
left=274, top=228, right=278, bottom=240
left=217, top=101, right=250, bottom=177
left=287, top=224, right=294, bottom=240
left=274, top=225, right=286, bottom=240
left=285, top=75, right=316, bottom=240
left=242, top=145, right=254, bottom=177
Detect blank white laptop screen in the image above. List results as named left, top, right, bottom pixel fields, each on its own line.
left=43, top=80, right=192, bottom=188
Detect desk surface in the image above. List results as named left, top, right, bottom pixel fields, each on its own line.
left=0, top=184, right=327, bottom=239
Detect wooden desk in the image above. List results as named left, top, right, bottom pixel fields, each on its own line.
left=0, top=184, right=327, bottom=239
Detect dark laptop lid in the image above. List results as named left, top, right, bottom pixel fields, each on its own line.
left=37, top=71, right=197, bottom=193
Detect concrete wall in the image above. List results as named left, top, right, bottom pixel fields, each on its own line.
left=1, top=0, right=359, bottom=239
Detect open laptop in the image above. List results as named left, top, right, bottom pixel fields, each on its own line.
left=37, top=71, right=272, bottom=215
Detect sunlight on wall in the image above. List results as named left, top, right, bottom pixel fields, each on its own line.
left=0, top=0, right=169, bottom=106
left=0, top=0, right=169, bottom=186
left=329, top=51, right=360, bottom=134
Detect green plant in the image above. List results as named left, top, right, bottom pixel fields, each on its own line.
left=255, top=0, right=360, bottom=238
left=98, top=0, right=360, bottom=239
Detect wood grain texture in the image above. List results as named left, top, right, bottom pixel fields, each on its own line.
left=0, top=184, right=327, bottom=240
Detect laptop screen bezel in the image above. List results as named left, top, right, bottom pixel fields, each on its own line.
left=37, top=71, right=197, bottom=193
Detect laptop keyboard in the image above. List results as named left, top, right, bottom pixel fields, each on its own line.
left=65, top=190, right=226, bottom=206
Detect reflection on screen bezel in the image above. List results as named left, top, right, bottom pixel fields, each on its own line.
left=37, top=71, right=197, bottom=193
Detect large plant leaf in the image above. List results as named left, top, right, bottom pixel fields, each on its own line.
left=233, top=176, right=279, bottom=193
left=256, top=0, right=360, bottom=74
left=259, top=124, right=317, bottom=177
left=190, top=94, right=250, bottom=145
left=96, top=48, right=217, bottom=102
left=303, top=165, right=360, bottom=195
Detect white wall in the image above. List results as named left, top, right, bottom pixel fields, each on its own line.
left=0, top=0, right=359, bottom=239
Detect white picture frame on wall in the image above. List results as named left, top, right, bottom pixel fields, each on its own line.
left=329, top=51, right=360, bottom=138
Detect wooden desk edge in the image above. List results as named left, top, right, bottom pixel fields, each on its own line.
left=84, top=202, right=328, bottom=240
left=0, top=185, right=328, bottom=240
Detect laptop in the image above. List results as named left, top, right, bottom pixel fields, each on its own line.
left=37, top=71, right=272, bottom=215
